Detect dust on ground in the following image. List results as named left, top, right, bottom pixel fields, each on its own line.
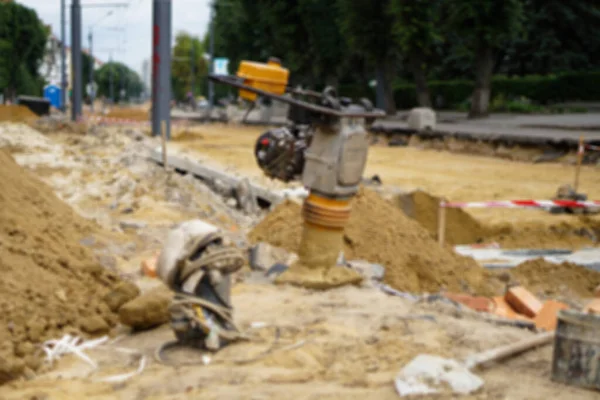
left=501, top=258, right=600, bottom=300
left=0, top=149, right=132, bottom=383
left=250, top=189, right=500, bottom=295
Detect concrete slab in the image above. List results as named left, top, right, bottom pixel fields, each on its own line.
left=455, top=246, right=600, bottom=271
left=149, top=147, right=283, bottom=207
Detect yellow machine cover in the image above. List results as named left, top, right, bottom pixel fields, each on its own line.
left=236, top=59, right=289, bottom=101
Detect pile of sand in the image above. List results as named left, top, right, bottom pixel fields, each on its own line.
left=0, top=150, right=135, bottom=383
left=394, top=190, right=487, bottom=245
left=250, top=189, right=499, bottom=295
left=508, top=258, right=600, bottom=298
left=487, top=221, right=597, bottom=250
left=394, top=190, right=598, bottom=249
left=0, top=105, right=38, bottom=123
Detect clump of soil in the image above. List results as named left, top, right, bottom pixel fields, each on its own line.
left=0, top=105, right=38, bottom=123
left=0, top=150, right=129, bottom=383
left=250, top=189, right=499, bottom=295
left=394, top=190, right=487, bottom=245
left=119, top=286, right=171, bottom=330
left=508, top=258, right=600, bottom=298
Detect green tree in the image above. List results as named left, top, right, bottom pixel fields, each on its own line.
left=95, top=62, right=143, bottom=102
left=337, top=0, right=397, bottom=114
left=171, top=31, right=208, bottom=101
left=0, top=2, right=47, bottom=101
left=297, top=0, right=348, bottom=86
left=501, top=0, right=600, bottom=76
left=389, top=0, right=442, bottom=107
left=444, top=0, right=526, bottom=117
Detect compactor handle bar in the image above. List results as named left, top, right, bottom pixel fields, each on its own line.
left=208, top=74, right=386, bottom=120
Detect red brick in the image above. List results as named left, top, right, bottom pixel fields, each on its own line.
left=141, top=253, right=159, bottom=278
left=534, top=300, right=569, bottom=331
left=444, top=293, right=494, bottom=312
left=584, top=298, right=600, bottom=314
left=492, top=296, right=519, bottom=319
left=505, top=286, right=543, bottom=318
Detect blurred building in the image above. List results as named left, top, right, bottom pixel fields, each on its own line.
left=39, top=27, right=104, bottom=103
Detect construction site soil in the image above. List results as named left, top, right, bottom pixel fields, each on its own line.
left=506, top=258, right=600, bottom=299
left=171, top=124, right=600, bottom=250
left=250, top=189, right=500, bottom=295
left=0, top=150, right=132, bottom=383
left=0, top=105, right=38, bottom=123
left=0, top=119, right=598, bottom=399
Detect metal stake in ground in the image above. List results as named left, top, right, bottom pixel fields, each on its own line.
left=574, top=135, right=584, bottom=192
left=161, top=121, right=168, bottom=170
left=438, top=200, right=447, bottom=246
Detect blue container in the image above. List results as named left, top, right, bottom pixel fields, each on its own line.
left=43, top=84, right=61, bottom=109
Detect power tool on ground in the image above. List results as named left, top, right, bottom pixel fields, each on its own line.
left=210, top=59, right=385, bottom=288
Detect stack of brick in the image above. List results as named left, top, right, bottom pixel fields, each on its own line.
left=444, top=286, right=570, bottom=331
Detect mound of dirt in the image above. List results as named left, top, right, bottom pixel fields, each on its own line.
left=0, top=150, right=130, bottom=383
left=250, top=189, right=499, bottom=295
left=0, top=105, right=38, bottom=123
left=487, top=221, right=597, bottom=250
left=508, top=258, right=600, bottom=298
left=394, top=190, right=487, bottom=244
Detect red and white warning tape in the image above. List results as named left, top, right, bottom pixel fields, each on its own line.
left=585, top=144, right=600, bottom=152
left=442, top=199, right=600, bottom=209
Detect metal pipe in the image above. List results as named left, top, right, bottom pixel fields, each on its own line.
left=208, top=1, right=215, bottom=110
left=120, top=66, right=125, bottom=103
left=71, top=0, right=82, bottom=121
left=61, top=0, right=67, bottom=112
left=88, top=30, right=94, bottom=112
left=109, top=52, right=114, bottom=103
left=190, top=43, right=195, bottom=107
left=151, top=0, right=172, bottom=140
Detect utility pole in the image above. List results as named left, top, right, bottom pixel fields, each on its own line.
left=190, top=44, right=195, bottom=95
left=109, top=52, right=114, bottom=104
left=60, top=0, right=67, bottom=112
left=208, top=1, right=215, bottom=110
left=88, top=30, right=94, bottom=112
left=120, top=68, right=125, bottom=103
left=151, top=0, right=172, bottom=140
left=71, top=0, right=83, bottom=121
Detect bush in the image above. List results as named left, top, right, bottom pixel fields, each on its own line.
left=394, top=70, right=600, bottom=110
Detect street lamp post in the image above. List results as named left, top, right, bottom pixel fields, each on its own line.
left=61, top=0, right=67, bottom=112
left=208, top=1, right=215, bottom=110
left=71, top=0, right=83, bottom=121
left=151, top=0, right=172, bottom=140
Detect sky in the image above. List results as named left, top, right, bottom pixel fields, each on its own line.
left=17, top=0, right=211, bottom=76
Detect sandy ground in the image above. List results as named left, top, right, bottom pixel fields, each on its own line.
left=2, top=281, right=595, bottom=400
left=170, top=124, right=600, bottom=233
left=0, top=121, right=598, bottom=399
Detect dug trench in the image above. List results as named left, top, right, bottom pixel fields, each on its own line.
left=0, top=121, right=599, bottom=399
